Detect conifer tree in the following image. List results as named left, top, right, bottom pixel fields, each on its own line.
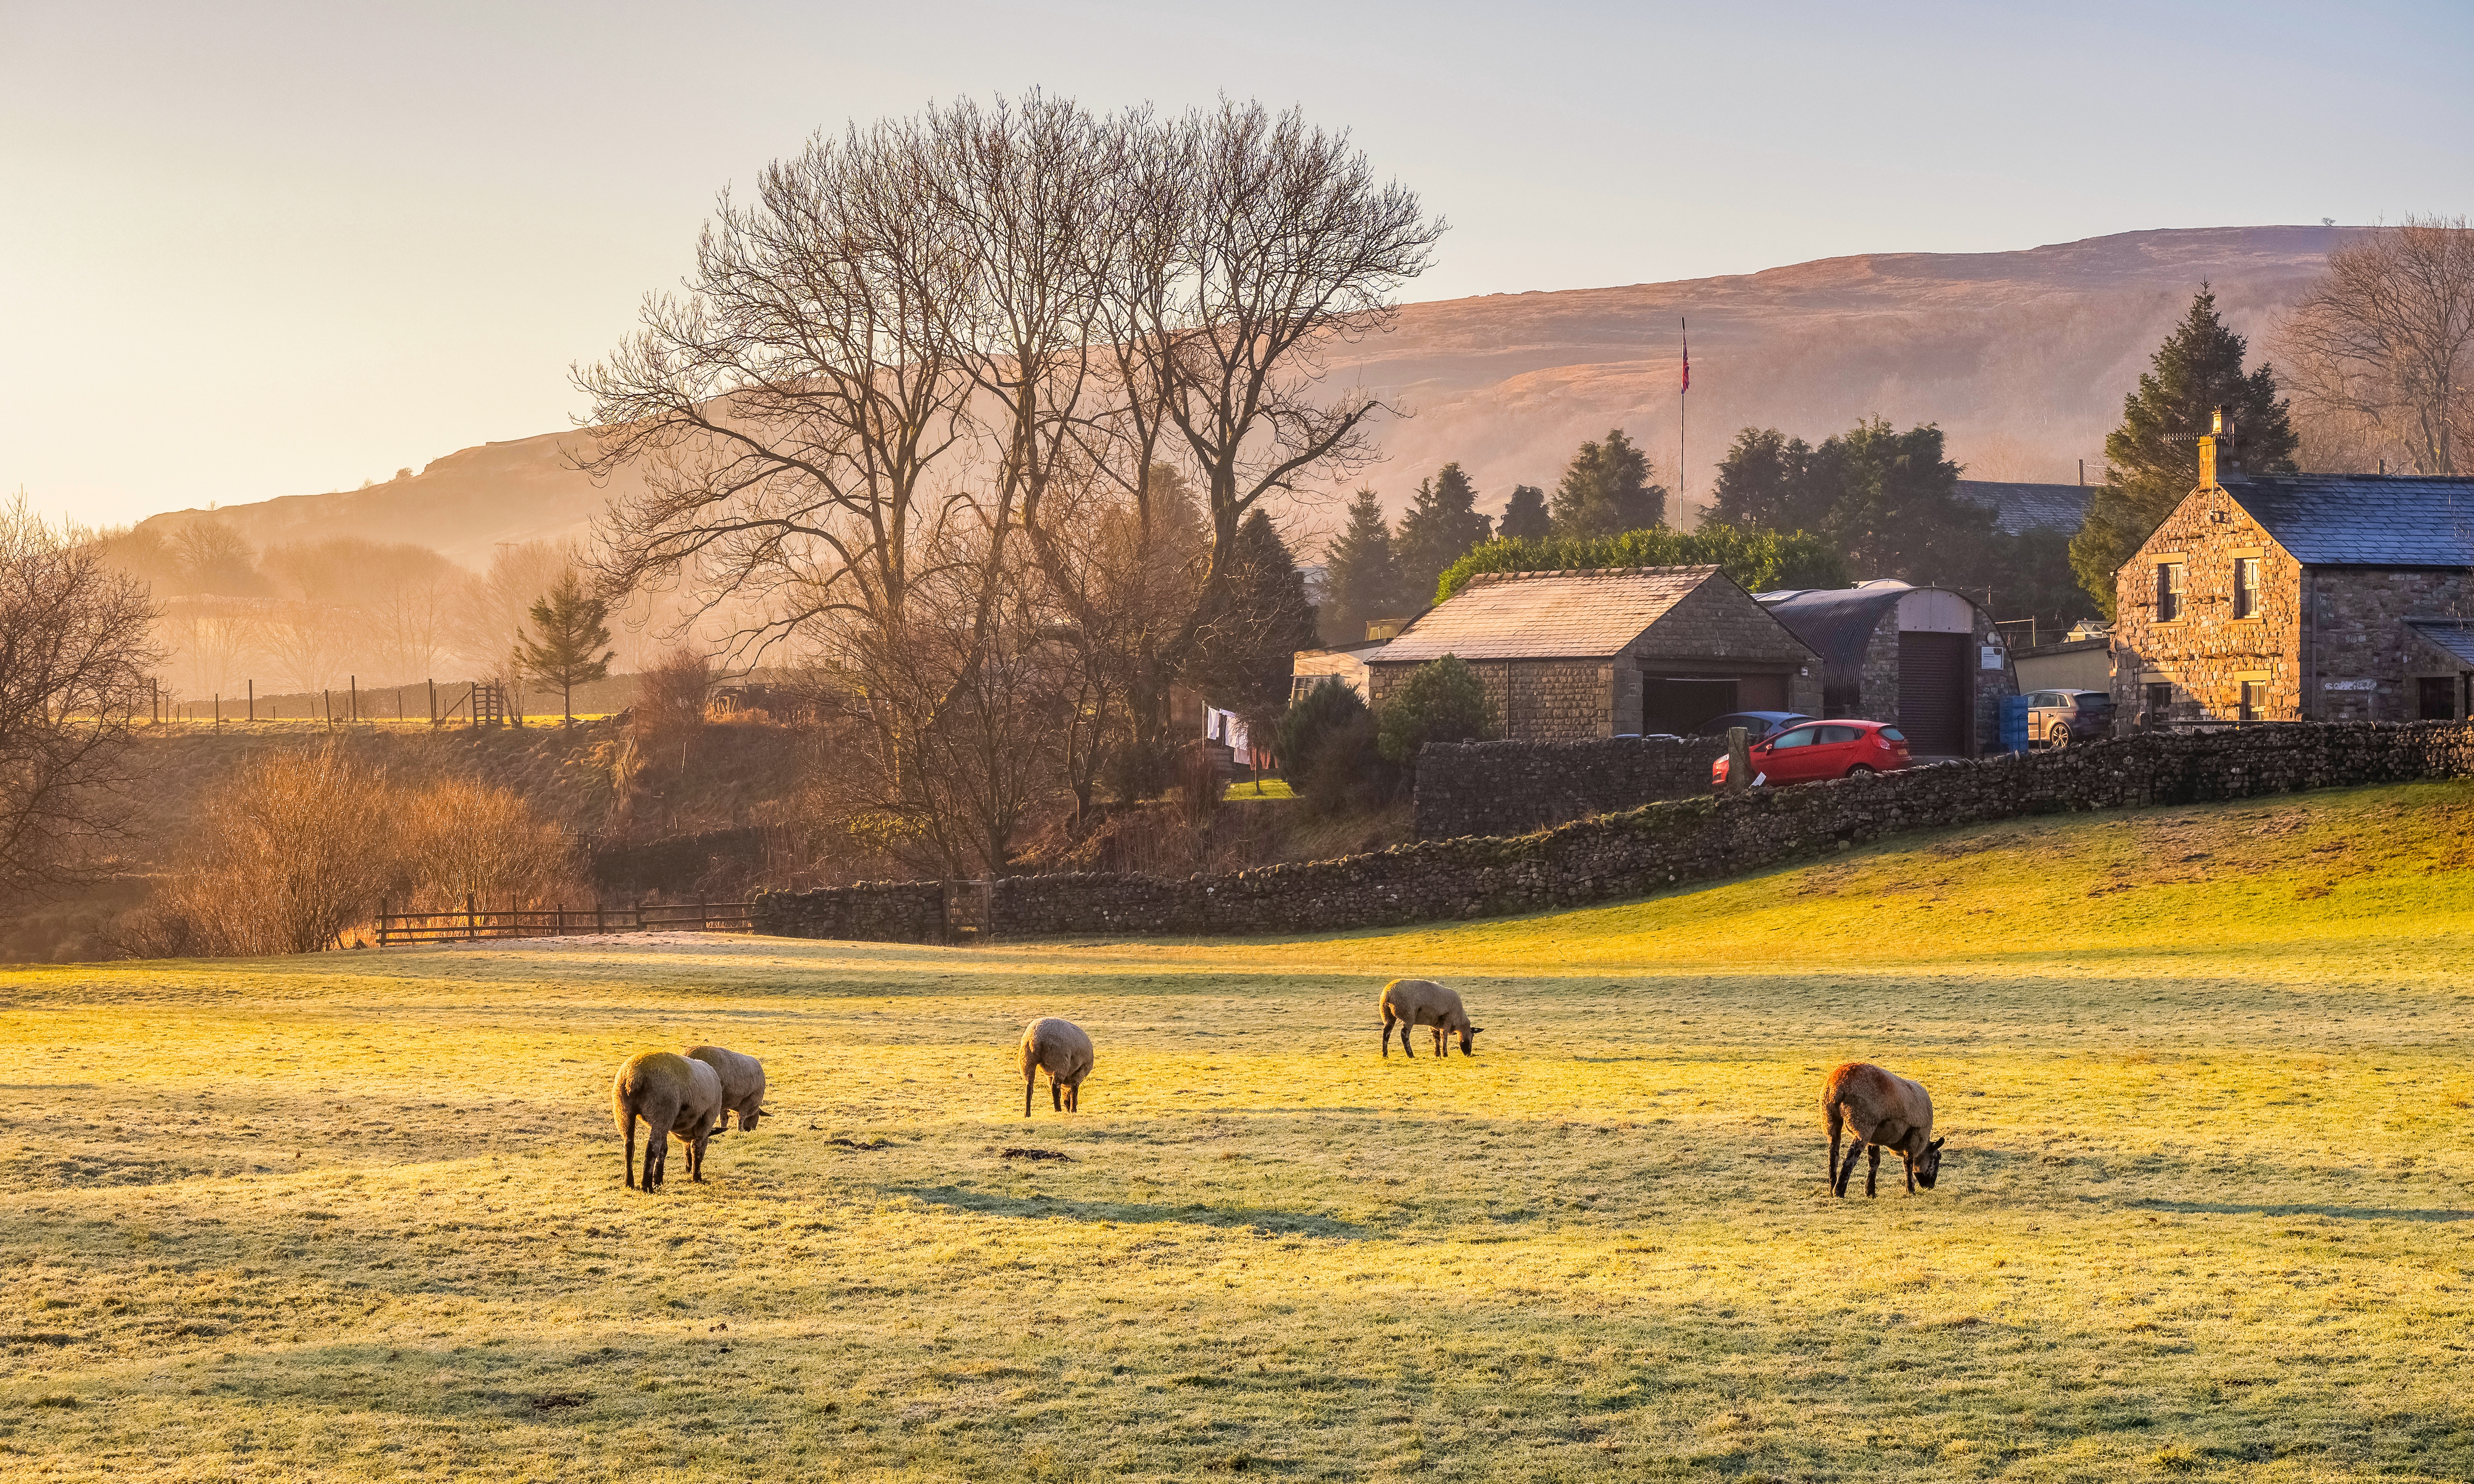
left=1319, top=489, right=1405, bottom=644
left=1550, top=429, right=1666, bottom=537
left=1186, top=509, right=1319, bottom=733
left=515, top=570, right=616, bottom=726
left=1394, top=462, right=1494, bottom=603
left=1495, top=483, right=1551, bottom=542
left=2070, top=287, right=2297, bottom=616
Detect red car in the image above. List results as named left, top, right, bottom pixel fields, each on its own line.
left=1710, top=719, right=1910, bottom=788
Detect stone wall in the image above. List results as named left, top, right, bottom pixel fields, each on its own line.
left=1369, top=656, right=1617, bottom=742
left=2309, top=569, right=2472, bottom=722
left=752, top=722, right=2474, bottom=943
left=1413, top=735, right=1721, bottom=840
left=747, top=880, right=947, bottom=942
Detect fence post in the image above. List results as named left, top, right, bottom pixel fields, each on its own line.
left=594, top=899, right=604, bottom=933
left=378, top=896, right=388, bottom=948
left=351, top=675, right=358, bottom=724
left=465, top=892, right=476, bottom=941
left=248, top=679, right=254, bottom=722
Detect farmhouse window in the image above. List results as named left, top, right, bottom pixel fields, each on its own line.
left=2240, top=681, right=2264, bottom=721
left=2156, top=561, right=2185, bottom=622
left=2233, top=557, right=2261, bottom=618
left=2145, top=682, right=2174, bottom=724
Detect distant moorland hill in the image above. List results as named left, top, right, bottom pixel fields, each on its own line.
left=133, top=225, right=2353, bottom=557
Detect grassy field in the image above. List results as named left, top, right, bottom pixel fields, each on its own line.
left=6, top=780, right=2474, bottom=1482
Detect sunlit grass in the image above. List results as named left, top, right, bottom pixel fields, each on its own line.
left=6, top=781, right=2474, bottom=1480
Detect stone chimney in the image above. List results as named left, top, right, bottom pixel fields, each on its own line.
left=2198, top=406, right=2244, bottom=487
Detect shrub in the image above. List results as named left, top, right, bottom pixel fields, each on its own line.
left=1434, top=525, right=1847, bottom=603
left=1275, top=678, right=1368, bottom=785
left=1375, top=656, right=1495, bottom=763
left=151, top=742, right=398, bottom=955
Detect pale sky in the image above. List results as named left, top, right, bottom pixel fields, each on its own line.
left=4, top=0, right=2469, bottom=530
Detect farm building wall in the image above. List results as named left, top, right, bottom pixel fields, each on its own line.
left=751, top=721, right=2474, bottom=942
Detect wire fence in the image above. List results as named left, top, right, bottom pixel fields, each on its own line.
left=376, top=897, right=754, bottom=946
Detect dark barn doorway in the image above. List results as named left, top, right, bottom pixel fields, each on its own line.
left=1896, top=632, right=1969, bottom=754
left=1643, top=678, right=1737, bottom=736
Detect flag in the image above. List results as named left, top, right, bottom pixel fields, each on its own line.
left=1680, top=318, right=1690, bottom=393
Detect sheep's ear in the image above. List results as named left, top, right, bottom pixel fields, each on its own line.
left=1929, top=1137, right=1945, bottom=1150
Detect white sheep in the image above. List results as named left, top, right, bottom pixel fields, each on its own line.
left=612, top=1050, right=724, bottom=1192
left=684, top=1044, right=769, bottom=1131
left=1379, top=979, right=1482, bottom=1058
left=1019, top=1018, right=1093, bottom=1116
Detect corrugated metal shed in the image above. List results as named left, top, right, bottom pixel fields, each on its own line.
left=1374, top=566, right=1719, bottom=662
left=2230, top=474, right=2474, bottom=566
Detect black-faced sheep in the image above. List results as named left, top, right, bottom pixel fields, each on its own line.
left=1019, top=1018, right=1093, bottom=1116
left=684, top=1044, right=768, bottom=1131
left=1379, top=979, right=1481, bottom=1058
left=613, top=1050, right=724, bottom=1192
left=1821, top=1061, right=1944, bottom=1197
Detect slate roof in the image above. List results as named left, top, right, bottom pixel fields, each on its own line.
left=2407, top=620, right=2474, bottom=667
left=2228, top=474, right=2474, bottom=566
left=1372, top=566, right=1719, bottom=663
left=1954, top=480, right=2093, bottom=536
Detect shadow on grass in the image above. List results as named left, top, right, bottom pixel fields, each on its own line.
left=890, top=1183, right=1373, bottom=1238
left=2127, top=1198, right=2474, bottom=1223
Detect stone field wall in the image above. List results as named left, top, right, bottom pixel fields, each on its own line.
left=1413, top=735, right=1722, bottom=840
left=751, top=721, right=2474, bottom=943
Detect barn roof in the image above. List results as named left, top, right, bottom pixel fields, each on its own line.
left=1954, top=480, right=2092, bottom=536
left=2228, top=473, right=2474, bottom=566
left=1372, top=566, right=1721, bottom=663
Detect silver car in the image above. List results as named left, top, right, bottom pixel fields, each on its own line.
left=2026, top=689, right=2112, bottom=748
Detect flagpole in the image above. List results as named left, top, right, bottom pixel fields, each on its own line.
left=1679, top=317, right=1689, bottom=523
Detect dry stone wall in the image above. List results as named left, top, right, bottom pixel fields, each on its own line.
left=750, top=722, right=2474, bottom=943
left=1413, top=735, right=1721, bottom=839
left=746, top=880, right=947, bottom=942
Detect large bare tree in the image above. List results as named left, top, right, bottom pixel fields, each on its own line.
left=2279, top=216, right=2474, bottom=474
left=0, top=498, right=162, bottom=900
left=575, top=95, right=1440, bottom=869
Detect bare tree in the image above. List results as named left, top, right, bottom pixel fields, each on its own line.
left=0, top=498, right=163, bottom=899
left=2279, top=216, right=2474, bottom=474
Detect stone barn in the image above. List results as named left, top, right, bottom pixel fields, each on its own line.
left=2111, top=417, right=2474, bottom=724
left=1362, top=565, right=1821, bottom=740
left=1755, top=582, right=2017, bottom=757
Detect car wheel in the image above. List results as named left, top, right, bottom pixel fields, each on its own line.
left=2049, top=722, right=2072, bottom=749
left=1845, top=764, right=1878, bottom=778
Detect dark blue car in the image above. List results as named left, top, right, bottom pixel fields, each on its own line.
left=1696, top=710, right=1816, bottom=742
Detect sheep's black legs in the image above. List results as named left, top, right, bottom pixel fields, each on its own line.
left=1432, top=1026, right=1445, bottom=1057
left=1381, top=1018, right=1396, bottom=1057
left=1052, top=1077, right=1062, bottom=1112
left=1834, top=1139, right=1865, bottom=1197
left=625, top=1116, right=639, bottom=1190
left=1903, top=1153, right=1915, bottom=1194
left=1865, top=1144, right=1880, bottom=1198
left=1825, top=1108, right=1843, bottom=1190
left=1024, top=1076, right=1033, bottom=1118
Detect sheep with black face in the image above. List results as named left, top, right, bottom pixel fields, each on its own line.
left=1379, top=979, right=1482, bottom=1058
left=1821, top=1061, right=1944, bottom=1197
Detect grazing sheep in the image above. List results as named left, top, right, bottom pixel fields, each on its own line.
left=613, top=1051, right=724, bottom=1192
left=683, top=1044, right=768, bottom=1131
left=1379, top=979, right=1482, bottom=1058
left=1019, top=1018, right=1093, bottom=1117
left=1821, top=1061, right=1944, bottom=1197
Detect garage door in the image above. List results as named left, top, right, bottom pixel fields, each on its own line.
left=1897, top=633, right=1968, bottom=755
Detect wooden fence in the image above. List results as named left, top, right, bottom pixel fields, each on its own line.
left=376, top=897, right=754, bottom=946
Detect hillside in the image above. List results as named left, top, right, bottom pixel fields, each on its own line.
left=128, top=225, right=2351, bottom=555
left=9, top=779, right=2472, bottom=1480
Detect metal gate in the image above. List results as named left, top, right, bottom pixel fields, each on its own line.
left=1897, top=632, right=1969, bottom=755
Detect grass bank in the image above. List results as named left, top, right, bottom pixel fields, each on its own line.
left=5, top=781, right=2473, bottom=1481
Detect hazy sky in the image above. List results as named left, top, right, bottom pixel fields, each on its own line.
left=5, top=0, right=2469, bottom=530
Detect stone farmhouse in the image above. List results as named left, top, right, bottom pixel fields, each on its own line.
left=1363, top=566, right=1821, bottom=740
left=1755, top=583, right=2018, bottom=757
left=2112, top=417, right=2474, bottom=724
